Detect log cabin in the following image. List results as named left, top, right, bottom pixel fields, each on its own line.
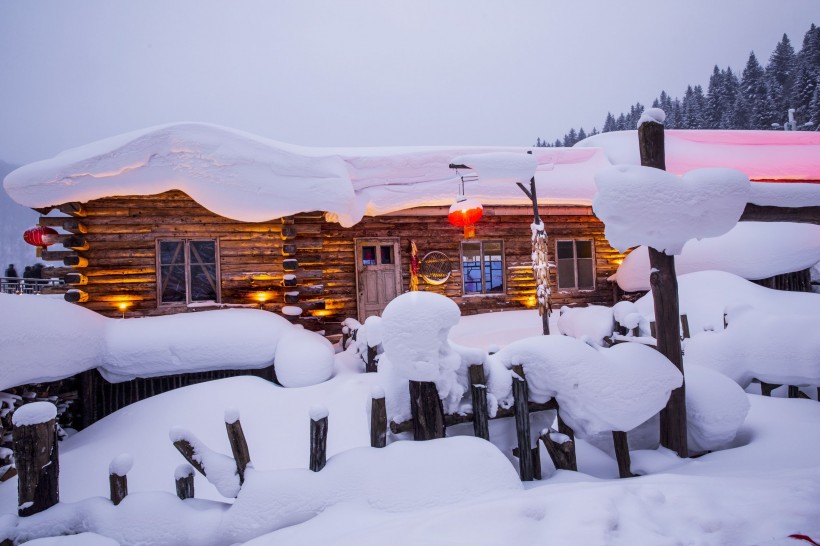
left=4, top=124, right=820, bottom=341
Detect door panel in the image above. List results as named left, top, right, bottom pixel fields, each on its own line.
left=356, top=239, right=402, bottom=322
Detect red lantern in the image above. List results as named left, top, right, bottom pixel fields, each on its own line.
left=23, top=226, right=59, bottom=249
left=448, top=197, right=483, bottom=238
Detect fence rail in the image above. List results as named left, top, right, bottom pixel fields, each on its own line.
left=0, top=277, right=63, bottom=295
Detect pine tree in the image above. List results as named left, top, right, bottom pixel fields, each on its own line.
left=741, top=51, right=769, bottom=129
left=706, top=65, right=724, bottom=127
left=602, top=112, right=616, bottom=132
left=765, top=33, right=797, bottom=126
left=553, top=139, right=562, bottom=147
left=577, top=127, right=587, bottom=141
left=589, top=127, right=599, bottom=136
left=720, top=67, right=742, bottom=128
left=791, top=24, right=820, bottom=126
left=692, top=85, right=708, bottom=128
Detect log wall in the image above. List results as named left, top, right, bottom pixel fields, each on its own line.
left=41, top=191, right=624, bottom=338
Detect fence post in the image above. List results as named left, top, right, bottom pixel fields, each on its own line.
left=175, top=464, right=195, bottom=500
left=370, top=387, right=387, bottom=448
left=612, top=431, right=633, bottom=478
left=12, top=402, right=60, bottom=516
left=109, top=453, right=132, bottom=505
left=469, top=364, right=490, bottom=441
left=224, top=409, right=251, bottom=485
left=408, top=380, right=445, bottom=441
left=310, top=406, right=328, bottom=472
left=511, top=365, right=535, bottom=481
left=366, top=345, right=378, bottom=373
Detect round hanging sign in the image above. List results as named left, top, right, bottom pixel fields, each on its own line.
left=419, top=251, right=452, bottom=285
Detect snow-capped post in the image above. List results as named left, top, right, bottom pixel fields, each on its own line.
left=108, top=453, right=132, bottom=505
left=370, top=387, right=387, bottom=448
left=309, top=406, right=328, bottom=472
left=409, top=380, right=446, bottom=441
left=224, top=409, right=250, bottom=485
left=366, top=345, right=378, bottom=373
left=175, top=464, right=195, bottom=500
left=637, top=113, right=688, bottom=459
left=517, top=152, right=550, bottom=335
left=11, top=402, right=60, bottom=516
left=611, top=431, right=633, bottom=478
left=511, top=365, right=535, bottom=481
left=468, top=364, right=490, bottom=441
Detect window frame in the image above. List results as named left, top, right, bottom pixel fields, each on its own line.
left=155, top=238, right=221, bottom=307
left=555, top=239, right=596, bottom=291
left=460, top=240, right=506, bottom=296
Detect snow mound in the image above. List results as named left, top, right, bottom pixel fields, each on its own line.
left=614, top=222, right=820, bottom=292
left=11, top=401, right=57, bottom=427
left=684, top=364, right=750, bottom=452
left=450, top=152, right=538, bottom=184
left=685, top=307, right=820, bottom=388
left=491, top=336, right=682, bottom=437
left=593, top=165, right=750, bottom=254
left=556, top=304, right=614, bottom=346
left=274, top=328, right=335, bottom=388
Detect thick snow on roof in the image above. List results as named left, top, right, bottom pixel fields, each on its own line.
left=10, top=123, right=818, bottom=228
left=614, top=222, right=820, bottom=292
left=2, top=123, right=607, bottom=227
left=578, top=129, right=820, bottom=182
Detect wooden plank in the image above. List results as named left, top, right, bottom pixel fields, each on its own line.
left=739, top=203, right=820, bottom=225
left=39, top=217, right=88, bottom=233
left=58, top=202, right=87, bottom=217
left=40, top=250, right=77, bottom=262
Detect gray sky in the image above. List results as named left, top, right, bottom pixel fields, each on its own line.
left=0, top=0, right=816, bottom=165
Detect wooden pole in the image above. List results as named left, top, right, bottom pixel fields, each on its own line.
left=408, top=380, right=445, bottom=441
left=612, top=431, right=633, bottom=478
left=175, top=464, right=195, bottom=500
left=469, top=364, right=490, bottom=441
left=224, top=411, right=251, bottom=485
left=310, top=407, right=328, bottom=472
left=638, top=120, right=688, bottom=458
left=370, top=388, right=387, bottom=448
left=108, top=453, right=132, bottom=506
left=366, top=345, right=378, bottom=373
left=12, top=402, right=60, bottom=516
left=511, top=365, right=534, bottom=481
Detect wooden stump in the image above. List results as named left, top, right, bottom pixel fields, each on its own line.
left=310, top=408, right=328, bottom=472
left=370, top=389, right=387, bottom=448
left=760, top=381, right=779, bottom=397
left=225, top=412, right=251, bottom=485
left=541, top=429, right=577, bottom=472
left=612, top=431, right=633, bottom=478
left=12, top=403, right=60, bottom=517
left=108, top=453, right=132, bottom=505
left=175, top=464, right=195, bottom=500
left=511, top=365, right=534, bottom=481
left=409, top=380, right=445, bottom=441
left=469, top=364, right=490, bottom=441
left=788, top=386, right=800, bottom=399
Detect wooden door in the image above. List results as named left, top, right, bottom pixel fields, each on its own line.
left=355, top=238, right=402, bottom=322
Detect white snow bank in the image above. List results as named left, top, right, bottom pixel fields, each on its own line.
left=273, top=328, right=334, bottom=387
left=684, top=364, right=750, bottom=452
left=450, top=152, right=538, bottom=184
left=556, top=304, right=614, bottom=346
left=635, top=270, right=820, bottom=336
left=491, top=336, right=682, bottom=437
left=104, top=308, right=292, bottom=382
left=0, top=294, right=107, bottom=389
left=685, top=307, right=820, bottom=388
left=593, top=164, right=750, bottom=254
left=0, top=294, right=332, bottom=388
left=11, top=401, right=57, bottom=426
left=168, top=427, right=241, bottom=498
left=614, top=222, right=820, bottom=292
left=24, top=533, right=121, bottom=546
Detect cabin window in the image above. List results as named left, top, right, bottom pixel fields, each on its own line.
left=556, top=240, right=595, bottom=290
left=461, top=240, right=504, bottom=295
left=157, top=239, right=220, bottom=305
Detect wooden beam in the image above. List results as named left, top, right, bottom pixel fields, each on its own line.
left=739, top=203, right=820, bottom=225
left=63, top=273, right=88, bottom=285
left=56, top=235, right=89, bottom=251
left=40, top=250, right=77, bottom=262
left=63, top=256, right=89, bottom=268
left=64, top=289, right=89, bottom=303
left=38, top=217, right=88, bottom=233
left=58, top=202, right=87, bottom=217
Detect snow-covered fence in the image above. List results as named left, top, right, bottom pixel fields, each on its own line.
left=108, top=453, right=132, bottom=505
left=370, top=387, right=387, bottom=448
left=309, top=406, right=328, bottom=472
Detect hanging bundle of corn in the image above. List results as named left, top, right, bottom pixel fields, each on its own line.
left=531, top=221, right=551, bottom=318
left=409, top=240, right=420, bottom=291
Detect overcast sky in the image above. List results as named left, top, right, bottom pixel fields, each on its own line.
left=0, top=0, right=816, bottom=165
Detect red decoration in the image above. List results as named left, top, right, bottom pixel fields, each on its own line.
left=448, top=197, right=483, bottom=238
left=23, top=226, right=59, bottom=249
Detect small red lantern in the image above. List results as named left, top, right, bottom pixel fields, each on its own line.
left=448, top=197, right=483, bottom=238
left=23, top=226, right=59, bottom=249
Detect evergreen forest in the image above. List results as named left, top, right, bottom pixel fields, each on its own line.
left=535, top=24, right=820, bottom=148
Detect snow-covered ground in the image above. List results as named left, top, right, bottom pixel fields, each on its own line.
left=1, top=273, right=819, bottom=545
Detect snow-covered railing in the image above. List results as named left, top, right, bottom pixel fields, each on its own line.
left=0, top=277, right=62, bottom=295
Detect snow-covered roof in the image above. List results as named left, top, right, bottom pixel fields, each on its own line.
left=4, top=124, right=820, bottom=227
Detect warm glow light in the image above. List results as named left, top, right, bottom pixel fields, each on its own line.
left=612, top=258, right=623, bottom=266
left=255, top=292, right=269, bottom=303
left=526, top=296, right=537, bottom=308
left=118, top=303, right=128, bottom=311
